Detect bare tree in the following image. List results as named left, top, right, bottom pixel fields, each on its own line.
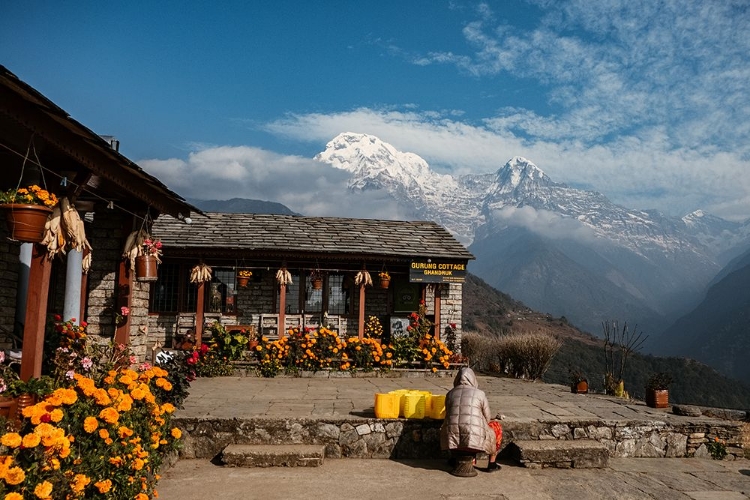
left=603, top=320, right=648, bottom=395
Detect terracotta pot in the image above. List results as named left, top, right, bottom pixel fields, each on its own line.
left=2, top=203, right=52, bottom=243
left=15, top=393, right=36, bottom=420
left=572, top=380, right=589, bottom=394
left=248, top=340, right=259, bottom=350
left=135, top=255, right=159, bottom=282
left=311, top=279, right=323, bottom=290
left=380, top=278, right=390, bottom=289
left=237, top=276, right=250, bottom=288
left=646, top=388, right=669, bottom=408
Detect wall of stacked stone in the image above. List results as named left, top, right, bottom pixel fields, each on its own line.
left=175, top=417, right=445, bottom=460
left=174, top=416, right=745, bottom=461
left=501, top=419, right=746, bottom=460
left=85, top=209, right=152, bottom=360
left=0, top=234, right=20, bottom=337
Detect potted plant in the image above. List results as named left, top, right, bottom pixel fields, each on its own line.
left=310, top=269, right=323, bottom=290
left=569, top=369, right=589, bottom=394
left=645, top=372, right=672, bottom=408
left=135, top=237, right=162, bottom=281
left=237, top=269, right=253, bottom=288
left=0, top=185, right=58, bottom=243
left=379, top=271, right=391, bottom=289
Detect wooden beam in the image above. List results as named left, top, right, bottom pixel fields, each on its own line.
left=279, top=283, right=286, bottom=337
left=20, top=244, right=51, bottom=381
left=195, top=281, right=205, bottom=347
left=434, top=285, right=442, bottom=340
left=358, top=284, right=366, bottom=339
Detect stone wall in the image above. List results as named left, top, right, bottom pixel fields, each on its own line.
left=175, top=415, right=745, bottom=461
left=85, top=209, right=151, bottom=360
left=0, top=233, right=19, bottom=340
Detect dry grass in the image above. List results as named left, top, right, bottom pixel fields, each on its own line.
left=462, top=331, right=562, bottom=380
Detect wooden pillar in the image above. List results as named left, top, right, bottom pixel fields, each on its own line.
left=114, top=259, right=131, bottom=345
left=279, top=283, right=287, bottom=337
left=20, top=244, right=52, bottom=381
left=434, top=284, right=442, bottom=340
left=358, top=283, right=366, bottom=339
left=195, top=281, right=205, bottom=347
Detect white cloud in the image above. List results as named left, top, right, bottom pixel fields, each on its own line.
left=139, top=146, right=413, bottom=220
left=491, top=206, right=599, bottom=242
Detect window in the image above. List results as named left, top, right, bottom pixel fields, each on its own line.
left=277, top=273, right=350, bottom=315
left=149, top=264, right=235, bottom=314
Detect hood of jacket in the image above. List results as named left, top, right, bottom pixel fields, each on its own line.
left=453, top=367, right=478, bottom=388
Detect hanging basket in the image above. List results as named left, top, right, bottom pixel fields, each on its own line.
left=2, top=204, right=52, bottom=243
left=311, top=278, right=323, bottom=290
left=380, top=278, right=390, bottom=289
left=237, top=276, right=250, bottom=288
left=135, top=255, right=159, bottom=282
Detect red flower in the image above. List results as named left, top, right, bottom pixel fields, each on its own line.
left=449, top=323, right=456, bottom=329
left=80, top=321, right=88, bottom=328
left=53, top=314, right=61, bottom=321
left=200, top=344, right=209, bottom=354
left=40, top=413, right=51, bottom=423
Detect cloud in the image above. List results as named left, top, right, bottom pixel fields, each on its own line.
left=263, top=107, right=750, bottom=221
left=139, top=145, right=412, bottom=220
left=490, top=206, right=599, bottom=242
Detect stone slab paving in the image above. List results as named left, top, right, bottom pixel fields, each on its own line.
left=157, top=457, right=750, bottom=500
left=176, top=374, right=730, bottom=426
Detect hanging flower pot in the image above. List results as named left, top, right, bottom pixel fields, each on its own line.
left=135, top=254, right=159, bottom=282
left=1, top=203, right=52, bottom=243
left=237, top=269, right=252, bottom=288
left=237, top=276, right=250, bottom=288
left=378, top=271, right=391, bottom=289
left=311, top=278, right=323, bottom=290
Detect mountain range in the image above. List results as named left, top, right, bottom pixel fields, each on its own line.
left=190, top=132, right=750, bottom=383
left=314, top=132, right=750, bottom=340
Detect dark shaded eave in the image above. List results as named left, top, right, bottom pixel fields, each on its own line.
left=0, top=65, right=200, bottom=219
left=153, top=212, right=475, bottom=262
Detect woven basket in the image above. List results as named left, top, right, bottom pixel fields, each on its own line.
left=427, top=394, right=446, bottom=419
left=374, top=393, right=401, bottom=419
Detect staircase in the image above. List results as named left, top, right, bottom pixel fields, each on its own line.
left=221, top=444, right=326, bottom=468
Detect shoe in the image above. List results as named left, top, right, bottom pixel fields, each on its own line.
left=484, top=462, right=500, bottom=473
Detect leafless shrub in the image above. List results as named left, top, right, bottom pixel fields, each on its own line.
left=461, top=332, right=501, bottom=372
left=497, top=332, right=562, bottom=380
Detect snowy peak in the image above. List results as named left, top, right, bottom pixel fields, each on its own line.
left=314, top=132, right=440, bottom=191
left=493, top=156, right=554, bottom=196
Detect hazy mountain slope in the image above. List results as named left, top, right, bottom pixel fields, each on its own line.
left=189, top=198, right=299, bottom=215
left=654, top=261, right=750, bottom=384
left=462, top=273, right=750, bottom=409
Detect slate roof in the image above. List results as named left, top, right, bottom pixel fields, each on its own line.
left=153, top=212, right=474, bottom=261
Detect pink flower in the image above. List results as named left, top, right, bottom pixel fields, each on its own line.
left=139, top=362, right=152, bottom=371
left=65, top=370, right=75, bottom=379
left=120, top=306, right=130, bottom=316
left=129, top=356, right=138, bottom=365
left=82, top=357, right=93, bottom=370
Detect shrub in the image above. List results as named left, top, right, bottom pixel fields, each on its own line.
left=207, top=321, right=247, bottom=361
left=185, top=344, right=234, bottom=378
left=460, top=332, right=500, bottom=372
left=498, top=332, right=562, bottom=380
left=0, top=316, right=182, bottom=499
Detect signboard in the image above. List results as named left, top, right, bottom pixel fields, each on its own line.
left=409, top=260, right=467, bottom=283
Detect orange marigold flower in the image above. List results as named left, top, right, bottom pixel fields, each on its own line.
left=34, top=480, right=53, bottom=498
left=5, top=492, right=23, bottom=500
left=131, top=387, right=146, bottom=400
left=49, top=408, right=64, bottom=423
left=135, top=493, right=149, bottom=500
left=1, top=433, right=22, bottom=448
left=171, top=427, right=182, bottom=439
left=71, top=473, right=91, bottom=493
left=5, top=466, right=25, bottom=485
left=99, top=407, right=120, bottom=425
left=99, top=429, right=110, bottom=440
left=118, top=426, right=134, bottom=439
left=83, top=416, right=98, bottom=433
left=22, top=433, right=41, bottom=448
left=161, top=403, right=175, bottom=414
left=94, top=479, right=112, bottom=493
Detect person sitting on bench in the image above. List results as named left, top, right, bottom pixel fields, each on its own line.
left=440, top=367, right=501, bottom=474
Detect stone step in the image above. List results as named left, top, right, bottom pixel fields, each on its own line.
left=509, top=439, right=609, bottom=469
left=222, top=444, right=326, bottom=468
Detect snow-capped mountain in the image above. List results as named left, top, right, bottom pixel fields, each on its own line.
left=315, top=132, right=750, bottom=337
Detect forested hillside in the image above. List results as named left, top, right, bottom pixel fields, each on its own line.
left=462, top=274, right=750, bottom=409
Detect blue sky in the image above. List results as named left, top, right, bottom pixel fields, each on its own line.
left=2, top=1, right=749, bottom=222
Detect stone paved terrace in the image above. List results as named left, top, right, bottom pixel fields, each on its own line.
left=174, top=373, right=747, bottom=461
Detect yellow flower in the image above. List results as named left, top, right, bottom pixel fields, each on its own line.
left=34, top=480, right=53, bottom=498
left=83, top=416, right=99, bottom=433
left=5, top=466, right=25, bottom=485
left=118, top=426, right=134, bottom=438
left=135, top=493, right=149, bottom=500
left=171, top=427, right=182, bottom=439
left=5, top=492, right=23, bottom=500
left=0, top=433, right=22, bottom=448
left=94, top=479, right=112, bottom=493
left=99, top=429, right=110, bottom=440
